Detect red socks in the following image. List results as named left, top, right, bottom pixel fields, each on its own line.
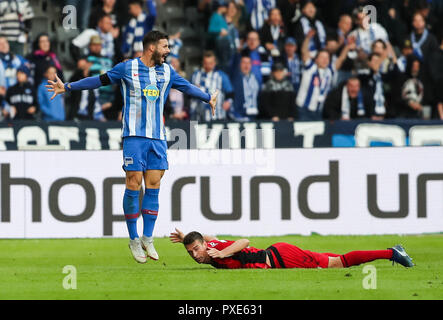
left=340, top=250, right=393, bottom=267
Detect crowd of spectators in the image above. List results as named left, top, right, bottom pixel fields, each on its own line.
left=0, top=0, right=442, bottom=123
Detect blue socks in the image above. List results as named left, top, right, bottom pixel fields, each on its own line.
left=123, top=188, right=160, bottom=240
left=141, top=188, right=160, bottom=238
left=123, top=189, right=140, bottom=240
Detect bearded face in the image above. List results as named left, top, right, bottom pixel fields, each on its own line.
left=152, top=39, right=170, bottom=65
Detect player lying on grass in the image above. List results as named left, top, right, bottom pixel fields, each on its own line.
left=169, top=229, right=414, bottom=269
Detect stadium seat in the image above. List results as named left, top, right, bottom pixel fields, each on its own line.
left=165, top=17, right=188, bottom=34
left=31, top=17, right=51, bottom=37
left=32, top=0, right=50, bottom=17
left=160, top=6, right=186, bottom=21
left=163, top=0, right=184, bottom=8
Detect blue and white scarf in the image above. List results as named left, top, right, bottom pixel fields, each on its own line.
left=287, top=54, right=301, bottom=91
left=242, top=73, right=259, bottom=115
left=341, top=86, right=365, bottom=119
left=411, top=29, right=429, bottom=61
left=373, top=72, right=385, bottom=115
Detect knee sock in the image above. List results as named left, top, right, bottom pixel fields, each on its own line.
left=141, top=188, right=159, bottom=238
left=123, top=189, right=140, bottom=240
left=340, top=250, right=393, bottom=268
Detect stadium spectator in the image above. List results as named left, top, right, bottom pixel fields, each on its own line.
left=6, top=65, right=37, bottom=120
left=259, top=8, right=286, bottom=58
left=296, top=30, right=355, bottom=121
left=334, top=14, right=356, bottom=85
left=121, top=0, right=157, bottom=59
left=89, top=0, right=128, bottom=30
left=0, top=36, right=28, bottom=89
left=413, top=0, right=440, bottom=33
left=410, top=12, right=439, bottom=64
left=428, top=33, right=443, bottom=119
left=393, top=56, right=425, bottom=119
left=370, top=40, right=398, bottom=76
left=96, top=13, right=120, bottom=61
left=336, top=14, right=353, bottom=45
left=165, top=57, right=188, bottom=120
left=226, top=0, right=247, bottom=36
left=323, top=77, right=374, bottom=120
left=357, top=53, right=388, bottom=120
left=27, top=34, right=64, bottom=91
left=65, top=0, right=93, bottom=30
left=222, top=1, right=241, bottom=73
left=196, top=0, right=214, bottom=33
left=324, top=34, right=342, bottom=88
left=37, top=66, right=65, bottom=121
left=279, top=37, right=301, bottom=92
left=409, top=12, right=438, bottom=114
left=166, top=31, right=183, bottom=63
left=73, top=13, right=121, bottom=62
left=87, top=35, right=114, bottom=113
left=277, top=0, right=301, bottom=32
left=64, top=59, right=104, bottom=121
left=207, top=1, right=231, bottom=70
left=0, top=63, right=6, bottom=120
left=190, top=51, right=233, bottom=121
left=260, top=61, right=296, bottom=121
left=382, top=3, right=408, bottom=49
left=0, top=0, right=34, bottom=56
left=349, top=6, right=389, bottom=56
left=230, top=55, right=260, bottom=120
left=208, top=1, right=229, bottom=44
left=291, top=0, right=326, bottom=59
left=245, top=0, right=276, bottom=31
left=397, top=39, right=414, bottom=73
left=239, top=30, right=272, bottom=86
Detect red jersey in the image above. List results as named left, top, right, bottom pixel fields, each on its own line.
left=206, top=240, right=270, bottom=269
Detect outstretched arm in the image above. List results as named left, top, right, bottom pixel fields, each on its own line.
left=46, top=62, right=125, bottom=100
left=172, top=72, right=219, bottom=116
left=46, top=74, right=103, bottom=100
left=301, top=29, right=315, bottom=64
left=335, top=41, right=356, bottom=71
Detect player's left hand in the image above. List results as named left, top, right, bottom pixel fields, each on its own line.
left=209, top=90, right=219, bottom=117
left=207, top=248, right=225, bottom=259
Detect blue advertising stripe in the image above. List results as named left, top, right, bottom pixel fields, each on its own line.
left=0, top=120, right=442, bottom=150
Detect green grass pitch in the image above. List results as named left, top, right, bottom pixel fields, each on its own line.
left=0, top=234, right=442, bottom=300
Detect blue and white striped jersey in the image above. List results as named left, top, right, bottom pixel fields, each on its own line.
left=296, top=59, right=335, bottom=112
left=190, top=68, right=233, bottom=121
left=245, top=0, right=276, bottom=31
left=107, top=58, right=210, bottom=140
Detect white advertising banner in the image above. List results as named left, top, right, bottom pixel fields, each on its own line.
left=0, top=147, right=442, bottom=238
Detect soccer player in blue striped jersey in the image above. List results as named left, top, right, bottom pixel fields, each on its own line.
left=46, top=31, right=219, bottom=264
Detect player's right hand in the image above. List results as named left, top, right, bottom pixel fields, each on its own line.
left=170, top=228, right=185, bottom=243
left=45, top=74, right=66, bottom=100
left=209, top=90, right=219, bottom=117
